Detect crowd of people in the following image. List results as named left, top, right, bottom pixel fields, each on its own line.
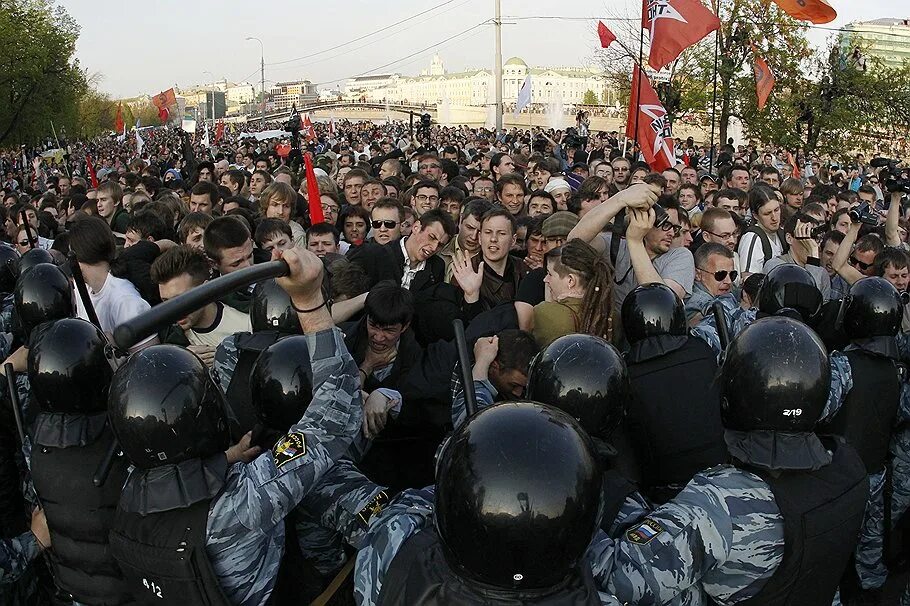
left=0, top=115, right=907, bottom=605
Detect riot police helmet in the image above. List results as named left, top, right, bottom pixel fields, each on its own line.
left=109, top=345, right=230, bottom=470
left=755, top=263, right=822, bottom=322
left=250, top=278, right=302, bottom=334
left=435, top=401, right=602, bottom=592
left=18, top=248, right=54, bottom=276
left=28, top=318, right=112, bottom=414
left=720, top=316, right=829, bottom=432
left=249, top=335, right=313, bottom=433
left=0, top=246, right=19, bottom=294
left=621, top=283, right=687, bottom=344
left=840, top=277, right=903, bottom=340
left=525, top=333, right=628, bottom=440
left=14, top=263, right=73, bottom=342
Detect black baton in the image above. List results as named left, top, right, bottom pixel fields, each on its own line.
left=113, top=260, right=290, bottom=350
left=93, top=438, right=120, bottom=488
left=19, top=211, right=35, bottom=250
left=4, top=363, right=25, bottom=445
left=713, top=300, right=730, bottom=351
left=69, top=255, right=103, bottom=331
left=453, top=319, right=477, bottom=418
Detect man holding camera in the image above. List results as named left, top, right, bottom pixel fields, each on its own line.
left=568, top=181, right=695, bottom=312
left=762, top=214, right=832, bottom=301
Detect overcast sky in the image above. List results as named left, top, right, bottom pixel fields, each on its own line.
left=61, top=0, right=902, bottom=98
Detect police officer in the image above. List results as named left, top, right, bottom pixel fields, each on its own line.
left=212, top=278, right=302, bottom=434
left=620, top=283, right=727, bottom=504
left=27, top=318, right=134, bottom=605
left=249, top=335, right=388, bottom=597
left=14, top=262, right=73, bottom=346
left=588, top=316, right=868, bottom=605
left=354, top=401, right=613, bottom=605
left=0, top=509, right=49, bottom=585
left=819, top=277, right=906, bottom=601
left=0, top=245, right=20, bottom=333
left=107, top=248, right=363, bottom=606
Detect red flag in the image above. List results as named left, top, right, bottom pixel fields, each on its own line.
left=643, top=0, right=720, bottom=70
left=598, top=21, right=617, bottom=49
left=304, top=152, right=325, bottom=225
left=626, top=65, right=675, bottom=172
left=85, top=155, right=99, bottom=188
left=302, top=115, right=316, bottom=142
left=769, top=0, right=836, bottom=24
left=787, top=151, right=801, bottom=180
left=114, top=103, right=124, bottom=134
left=152, top=88, right=177, bottom=110
left=214, top=121, right=225, bottom=143
left=158, top=106, right=170, bottom=123
left=752, top=44, right=775, bottom=111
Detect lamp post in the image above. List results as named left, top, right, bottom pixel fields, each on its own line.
left=203, top=70, right=215, bottom=124
left=246, top=37, right=265, bottom=127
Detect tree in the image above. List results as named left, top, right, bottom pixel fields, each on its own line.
left=0, top=0, right=86, bottom=146
left=581, top=89, right=599, bottom=105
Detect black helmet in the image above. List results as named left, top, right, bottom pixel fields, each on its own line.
left=840, top=277, right=903, bottom=339
left=18, top=248, right=55, bottom=276
left=435, top=401, right=601, bottom=592
left=720, top=316, right=829, bottom=432
left=525, top=334, right=628, bottom=440
left=0, top=247, right=19, bottom=294
left=249, top=336, right=313, bottom=433
left=621, top=283, right=687, bottom=344
left=755, top=264, right=822, bottom=322
left=14, top=263, right=73, bottom=341
left=109, top=345, right=230, bottom=470
left=28, top=318, right=112, bottom=414
left=250, top=279, right=301, bottom=334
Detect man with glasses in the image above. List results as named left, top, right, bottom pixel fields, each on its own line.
left=686, top=243, right=737, bottom=324
left=370, top=199, right=403, bottom=246
left=410, top=180, right=442, bottom=217
left=472, top=176, right=495, bottom=201
left=569, top=183, right=694, bottom=311
left=697, top=207, right=741, bottom=284
left=416, top=154, right=443, bottom=182
left=762, top=215, right=831, bottom=300
left=611, top=157, right=632, bottom=192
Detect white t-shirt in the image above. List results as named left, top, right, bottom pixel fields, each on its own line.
left=74, top=273, right=152, bottom=343
left=186, top=302, right=252, bottom=347
left=738, top=230, right=783, bottom=275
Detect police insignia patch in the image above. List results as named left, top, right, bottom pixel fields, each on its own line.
left=626, top=519, right=664, bottom=545
left=272, top=432, right=306, bottom=468
left=357, top=490, right=390, bottom=527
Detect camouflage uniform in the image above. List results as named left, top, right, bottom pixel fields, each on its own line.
left=212, top=332, right=242, bottom=395
left=204, top=327, right=362, bottom=606
left=0, top=531, right=40, bottom=586
left=353, top=487, right=626, bottom=606
left=885, top=382, right=910, bottom=604
left=296, top=458, right=388, bottom=576
left=587, top=465, right=784, bottom=606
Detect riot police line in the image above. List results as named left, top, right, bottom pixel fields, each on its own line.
left=0, top=238, right=908, bottom=606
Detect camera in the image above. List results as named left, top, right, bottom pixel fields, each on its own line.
left=610, top=203, right=669, bottom=236
left=870, top=157, right=910, bottom=194
left=848, top=202, right=879, bottom=226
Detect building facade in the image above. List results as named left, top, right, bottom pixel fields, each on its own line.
left=343, top=55, right=615, bottom=107
left=268, top=80, right=318, bottom=111
left=841, top=18, right=910, bottom=69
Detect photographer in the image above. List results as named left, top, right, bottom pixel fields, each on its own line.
left=762, top=214, right=831, bottom=300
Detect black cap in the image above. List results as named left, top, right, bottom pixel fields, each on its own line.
left=28, top=318, right=112, bottom=414
left=435, top=401, right=601, bottom=592
left=721, top=316, right=829, bottom=432
left=109, top=345, right=230, bottom=470
left=756, top=264, right=822, bottom=322
left=250, top=279, right=302, bottom=334
left=250, top=336, right=313, bottom=433
left=14, top=263, right=73, bottom=342
left=840, top=276, right=903, bottom=339
left=621, top=283, right=687, bottom=344
left=526, top=334, right=628, bottom=440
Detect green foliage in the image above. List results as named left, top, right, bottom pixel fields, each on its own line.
left=0, top=0, right=86, bottom=145
left=581, top=89, right=599, bottom=105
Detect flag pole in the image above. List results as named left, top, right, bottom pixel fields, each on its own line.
left=708, top=27, right=719, bottom=174
left=50, top=120, right=72, bottom=178
left=633, top=11, right=646, bottom=163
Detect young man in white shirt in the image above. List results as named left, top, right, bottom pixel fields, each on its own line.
left=69, top=216, right=156, bottom=351
left=151, top=245, right=252, bottom=365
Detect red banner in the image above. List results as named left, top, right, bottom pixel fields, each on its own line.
left=752, top=45, right=775, bottom=111
left=642, top=0, right=720, bottom=70
left=304, top=152, right=325, bottom=225
left=626, top=65, right=675, bottom=172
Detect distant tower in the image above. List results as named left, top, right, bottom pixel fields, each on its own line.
left=429, top=54, right=446, bottom=76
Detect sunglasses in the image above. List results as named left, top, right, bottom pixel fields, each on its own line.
left=371, top=220, right=398, bottom=229
left=697, top=268, right=738, bottom=281
left=18, top=239, right=30, bottom=247
left=850, top=256, right=873, bottom=271
left=660, top=222, right=682, bottom=236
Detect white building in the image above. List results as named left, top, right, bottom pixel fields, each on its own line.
left=840, top=18, right=910, bottom=69
left=268, top=80, right=318, bottom=111
left=343, top=55, right=614, bottom=107
left=226, top=83, right=257, bottom=105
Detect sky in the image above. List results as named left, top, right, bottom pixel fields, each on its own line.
left=60, top=0, right=901, bottom=99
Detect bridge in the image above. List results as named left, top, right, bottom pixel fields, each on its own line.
left=256, top=100, right=436, bottom=123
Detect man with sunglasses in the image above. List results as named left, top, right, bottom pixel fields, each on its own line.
left=370, top=199, right=402, bottom=246
left=685, top=243, right=737, bottom=325
left=762, top=214, right=832, bottom=301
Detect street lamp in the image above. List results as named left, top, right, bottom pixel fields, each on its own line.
left=203, top=70, right=215, bottom=124
left=246, top=37, right=265, bottom=127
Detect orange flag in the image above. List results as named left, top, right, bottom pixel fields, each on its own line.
left=114, top=102, right=124, bottom=134
left=152, top=88, right=177, bottom=110
left=752, top=45, right=775, bottom=111
left=769, top=0, right=836, bottom=24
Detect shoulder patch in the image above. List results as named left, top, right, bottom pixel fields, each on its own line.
left=357, top=490, right=390, bottom=527
left=626, top=519, right=665, bottom=545
left=272, top=432, right=307, bottom=469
